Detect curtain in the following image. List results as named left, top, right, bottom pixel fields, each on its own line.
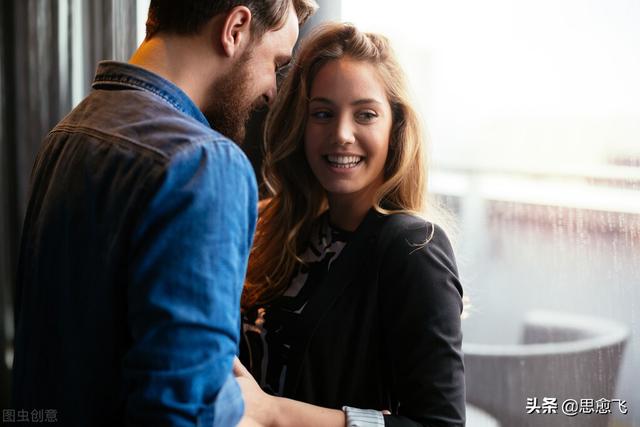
left=0, top=0, right=138, bottom=407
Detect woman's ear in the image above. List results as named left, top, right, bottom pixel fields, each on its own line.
left=220, top=6, right=253, bottom=58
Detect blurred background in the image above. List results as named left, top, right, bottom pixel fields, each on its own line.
left=1, top=1, right=638, bottom=426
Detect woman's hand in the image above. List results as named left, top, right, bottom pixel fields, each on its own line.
left=234, top=357, right=278, bottom=427
left=233, top=357, right=347, bottom=427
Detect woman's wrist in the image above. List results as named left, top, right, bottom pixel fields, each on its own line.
left=265, top=396, right=346, bottom=427
left=267, top=395, right=284, bottom=427
left=258, top=395, right=287, bottom=427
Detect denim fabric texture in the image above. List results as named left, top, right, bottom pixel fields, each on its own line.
left=12, top=61, right=257, bottom=426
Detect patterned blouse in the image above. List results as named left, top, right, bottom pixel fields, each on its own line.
left=241, top=214, right=350, bottom=396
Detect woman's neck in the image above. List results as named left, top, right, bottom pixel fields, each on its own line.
left=327, top=190, right=375, bottom=232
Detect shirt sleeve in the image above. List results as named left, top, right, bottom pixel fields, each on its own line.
left=342, top=406, right=386, bottom=427
left=123, top=141, right=258, bottom=426
left=379, top=219, right=466, bottom=427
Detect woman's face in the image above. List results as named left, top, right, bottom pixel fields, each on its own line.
left=304, top=59, right=393, bottom=206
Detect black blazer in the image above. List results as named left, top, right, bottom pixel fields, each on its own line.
left=251, top=209, right=465, bottom=427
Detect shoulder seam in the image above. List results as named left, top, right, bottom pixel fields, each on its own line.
left=93, top=75, right=184, bottom=113
left=381, top=213, right=437, bottom=252
left=50, top=124, right=232, bottom=161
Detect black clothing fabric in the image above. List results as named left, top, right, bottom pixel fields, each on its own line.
left=242, top=216, right=351, bottom=396
left=241, top=210, right=465, bottom=427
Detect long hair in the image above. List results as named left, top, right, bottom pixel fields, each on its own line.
left=242, top=22, right=430, bottom=309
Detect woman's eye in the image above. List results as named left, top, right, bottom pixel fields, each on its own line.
left=311, top=111, right=332, bottom=120
left=357, top=111, right=378, bottom=122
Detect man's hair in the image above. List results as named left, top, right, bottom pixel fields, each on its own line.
left=146, top=0, right=318, bottom=40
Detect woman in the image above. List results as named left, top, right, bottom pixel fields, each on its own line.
left=236, top=22, right=465, bottom=427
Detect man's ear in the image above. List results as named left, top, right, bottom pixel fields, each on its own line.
left=220, top=6, right=253, bottom=58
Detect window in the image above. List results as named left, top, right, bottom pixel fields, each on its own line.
left=137, top=0, right=151, bottom=46
left=342, top=2, right=639, bottom=426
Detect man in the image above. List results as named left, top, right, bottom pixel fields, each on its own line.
left=12, top=1, right=316, bottom=426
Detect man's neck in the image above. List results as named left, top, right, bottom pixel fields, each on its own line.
left=129, top=34, right=221, bottom=110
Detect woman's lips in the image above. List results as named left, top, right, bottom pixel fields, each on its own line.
left=323, top=154, right=364, bottom=169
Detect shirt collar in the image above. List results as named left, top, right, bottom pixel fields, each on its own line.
left=92, top=60, right=210, bottom=128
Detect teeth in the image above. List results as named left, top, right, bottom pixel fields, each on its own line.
left=327, top=155, right=362, bottom=164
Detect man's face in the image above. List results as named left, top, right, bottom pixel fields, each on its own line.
left=204, top=7, right=299, bottom=144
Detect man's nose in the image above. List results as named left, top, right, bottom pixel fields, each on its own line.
left=264, top=86, right=277, bottom=107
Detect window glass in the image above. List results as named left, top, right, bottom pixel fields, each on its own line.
left=137, top=0, right=151, bottom=46
left=343, top=2, right=639, bottom=425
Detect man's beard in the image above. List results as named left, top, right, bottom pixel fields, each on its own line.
left=203, top=51, right=263, bottom=145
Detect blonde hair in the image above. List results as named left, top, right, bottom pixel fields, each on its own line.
left=242, top=22, right=430, bottom=309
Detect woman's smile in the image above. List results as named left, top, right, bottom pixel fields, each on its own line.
left=324, top=154, right=365, bottom=169
left=304, top=58, right=392, bottom=205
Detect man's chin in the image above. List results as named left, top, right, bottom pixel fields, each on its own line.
left=205, top=98, right=268, bottom=145
left=205, top=110, right=249, bottom=145
left=228, top=125, right=247, bottom=146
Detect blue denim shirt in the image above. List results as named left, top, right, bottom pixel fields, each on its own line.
left=12, top=61, right=257, bottom=426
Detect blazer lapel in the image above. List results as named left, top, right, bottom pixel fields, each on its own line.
left=284, top=208, right=386, bottom=395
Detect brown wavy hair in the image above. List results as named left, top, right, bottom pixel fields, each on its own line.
left=242, top=22, right=430, bottom=309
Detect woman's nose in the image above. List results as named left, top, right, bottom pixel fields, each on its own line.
left=334, top=117, right=355, bottom=145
